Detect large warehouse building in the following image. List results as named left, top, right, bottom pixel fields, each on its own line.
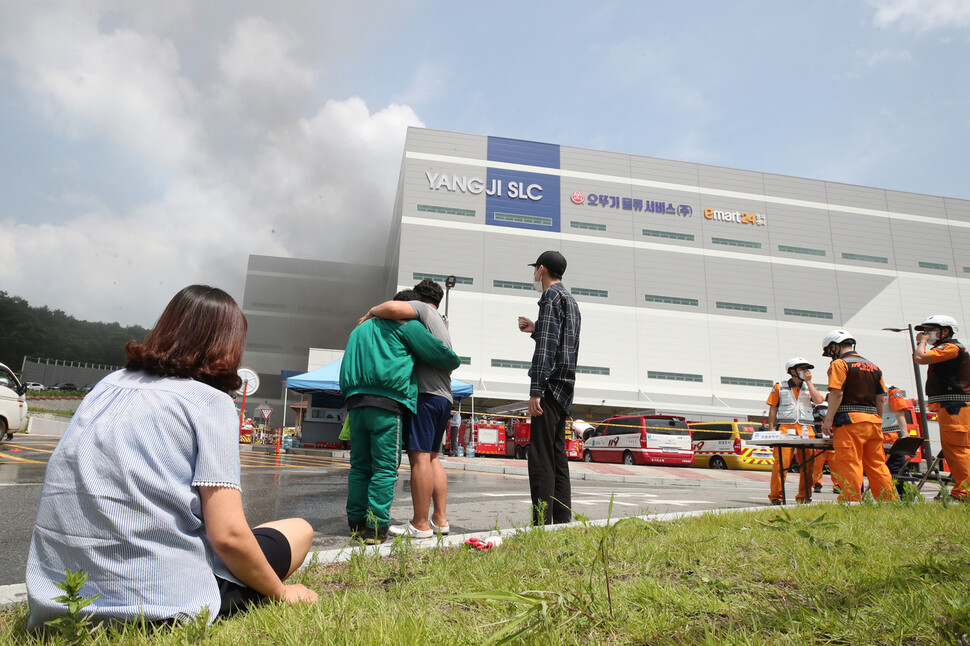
left=242, top=127, right=970, bottom=425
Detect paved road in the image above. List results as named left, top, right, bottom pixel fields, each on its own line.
left=0, top=433, right=859, bottom=587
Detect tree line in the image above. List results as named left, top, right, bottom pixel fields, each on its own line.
left=0, top=291, right=150, bottom=370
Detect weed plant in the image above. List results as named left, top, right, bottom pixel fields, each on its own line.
left=1, top=501, right=968, bottom=644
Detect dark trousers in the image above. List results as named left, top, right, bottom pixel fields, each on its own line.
left=886, top=450, right=909, bottom=496
left=528, top=394, right=571, bottom=525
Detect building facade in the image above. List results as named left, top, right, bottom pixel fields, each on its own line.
left=392, top=127, right=970, bottom=419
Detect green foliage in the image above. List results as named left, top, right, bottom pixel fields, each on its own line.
left=756, top=509, right=862, bottom=552
left=3, top=503, right=969, bottom=644
left=45, top=569, right=101, bottom=645
left=181, top=608, right=212, bottom=645
left=0, top=291, right=149, bottom=368
left=940, top=594, right=970, bottom=645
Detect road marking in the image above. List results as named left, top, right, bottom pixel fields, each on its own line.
left=0, top=453, right=46, bottom=464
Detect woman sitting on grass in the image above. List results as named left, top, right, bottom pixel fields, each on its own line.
left=26, top=285, right=317, bottom=629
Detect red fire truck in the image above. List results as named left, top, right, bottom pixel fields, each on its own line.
left=507, top=419, right=586, bottom=461
left=445, top=416, right=585, bottom=460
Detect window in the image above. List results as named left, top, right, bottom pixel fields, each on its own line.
left=570, top=221, right=606, bottom=231
left=648, top=371, right=703, bottom=383
left=577, top=365, right=610, bottom=375
left=642, top=229, right=694, bottom=241
left=963, top=267, right=970, bottom=274
left=720, top=376, right=774, bottom=388
left=413, top=273, right=474, bottom=285
left=491, top=359, right=532, bottom=370
left=711, top=237, right=762, bottom=249
left=842, top=252, right=888, bottom=264
left=919, top=261, right=949, bottom=271
left=493, top=280, right=533, bottom=291
left=784, top=308, right=834, bottom=320
left=494, top=212, right=553, bottom=227
left=690, top=423, right=733, bottom=441
left=778, top=244, right=826, bottom=257
left=716, top=301, right=768, bottom=313
left=644, top=294, right=699, bottom=307
left=417, top=204, right=475, bottom=217
left=458, top=356, right=471, bottom=365
left=571, top=287, right=608, bottom=298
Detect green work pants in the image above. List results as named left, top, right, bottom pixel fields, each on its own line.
left=346, top=406, right=402, bottom=531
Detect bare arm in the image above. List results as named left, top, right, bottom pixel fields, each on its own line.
left=895, top=410, right=908, bottom=431
left=767, top=405, right=777, bottom=430
left=200, top=487, right=316, bottom=604
left=821, top=389, right=843, bottom=436
left=358, top=301, right=417, bottom=326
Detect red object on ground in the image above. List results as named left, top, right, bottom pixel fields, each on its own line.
left=464, top=537, right=495, bottom=551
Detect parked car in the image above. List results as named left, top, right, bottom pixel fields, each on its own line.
left=79, top=384, right=97, bottom=393
left=688, top=421, right=774, bottom=471
left=51, top=383, right=79, bottom=392
left=583, top=413, right=693, bottom=466
left=0, top=362, right=28, bottom=442
left=24, top=382, right=46, bottom=392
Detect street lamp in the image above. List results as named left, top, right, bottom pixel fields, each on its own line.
left=444, top=275, right=457, bottom=319
left=882, top=324, right=933, bottom=470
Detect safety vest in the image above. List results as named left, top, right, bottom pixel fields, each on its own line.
left=835, top=353, right=882, bottom=415
left=776, top=378, right=814, bottom=425
left=925, top=340, right=970, bottom=404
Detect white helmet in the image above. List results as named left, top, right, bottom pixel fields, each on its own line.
left=822, top=329, right=855, bottom=357
left=915, top=314, right=959, bottom=333
left=785, top=357, right=814, bottom=371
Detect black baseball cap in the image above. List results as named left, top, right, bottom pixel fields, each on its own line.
left=528, top=250, right=567, bottom=276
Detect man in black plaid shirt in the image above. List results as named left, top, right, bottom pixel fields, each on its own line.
left=517, top=250, right=582, bottom=525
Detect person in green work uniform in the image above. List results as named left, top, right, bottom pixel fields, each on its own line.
left=339, top=290, right=460, bottom=544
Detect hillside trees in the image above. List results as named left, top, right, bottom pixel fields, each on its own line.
left=0, top=291, right=149, bottom=369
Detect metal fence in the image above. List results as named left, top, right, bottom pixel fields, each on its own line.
left=26, top=397, right=83, bottom=414
left=20, top=357, right=119, bottom=389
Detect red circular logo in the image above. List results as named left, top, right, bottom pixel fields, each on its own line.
left=570, top=190, right=584, bottom=204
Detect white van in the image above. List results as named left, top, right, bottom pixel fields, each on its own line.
left=0, top=362, right=28, bottom=442
left=582, top=413, right=693, bottom=466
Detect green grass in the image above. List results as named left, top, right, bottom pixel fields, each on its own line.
left=2, top=501, right=969, bottom=644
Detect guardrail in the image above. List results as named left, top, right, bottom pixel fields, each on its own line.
left=26, top=396, right=83, bottom=415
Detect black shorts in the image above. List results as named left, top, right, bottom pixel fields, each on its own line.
left=216, top=527, right=292, bottom=615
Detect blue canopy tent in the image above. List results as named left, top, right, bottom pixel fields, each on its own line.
left=283, top=358, right=473, bottom=445
left=285, top=358, right=474, bottom=400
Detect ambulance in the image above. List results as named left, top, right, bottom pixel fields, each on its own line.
left=582, top=413, right=692, bottom=465
left=688, top=420, right=774, bottom=471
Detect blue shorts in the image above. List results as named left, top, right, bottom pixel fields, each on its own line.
left=404, top=394, right=452, bottom=453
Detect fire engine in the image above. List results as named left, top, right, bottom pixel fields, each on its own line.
left=445, top=416, right=586, bottom=460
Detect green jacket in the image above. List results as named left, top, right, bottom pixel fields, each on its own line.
left=339, top=319, right=461, bottom=413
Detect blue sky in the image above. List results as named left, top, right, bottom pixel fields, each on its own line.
left=0, top=0, right=968, bottom=326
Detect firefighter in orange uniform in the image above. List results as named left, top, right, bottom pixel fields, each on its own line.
left=766, top=357, right=824, bottom=504
left=913, top=314, right=970, bottom=501
left=882, top=385, right=913, bottom=496
left=811, top=397, right=834, bottom=493
left=819, top=330, right=898, bottom=502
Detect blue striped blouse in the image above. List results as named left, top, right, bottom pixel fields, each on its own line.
left=26, top=370, right=242, bottom=627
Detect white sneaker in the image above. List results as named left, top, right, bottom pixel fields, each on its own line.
left=431, top=520, right=450, bottom=535
left=387, top=521, right=433, bottom=539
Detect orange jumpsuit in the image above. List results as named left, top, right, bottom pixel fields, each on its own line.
left=812, top=446, right=834, bottom=489
left=923, top=342, right=970, bottom=500
left=827, top=353, right=898, bottom=502
left=766, top=381, right=815, bottom=503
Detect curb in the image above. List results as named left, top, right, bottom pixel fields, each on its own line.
left=0, top=583, right=26, bottom=608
